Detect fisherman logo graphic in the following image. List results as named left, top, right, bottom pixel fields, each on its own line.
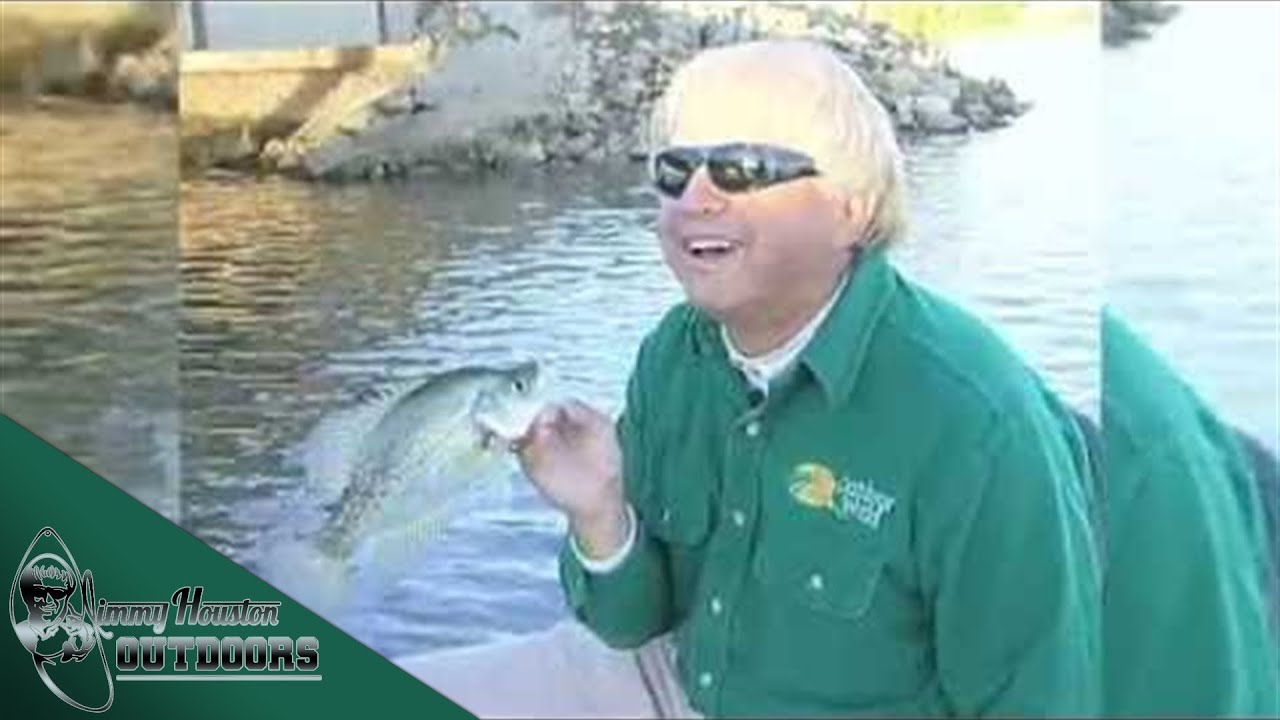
left=11, top=527, right=320, bottom=713
left=788, top=463, right=896, bottom=530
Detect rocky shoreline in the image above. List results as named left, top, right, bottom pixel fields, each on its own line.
left=1102, top=0, right=1182, bottom=48
left=0, top=4, right=177, bottom=111
left=506, top=4, right=1030, bottom=170
left=194, top=3, right=1034, bottom=182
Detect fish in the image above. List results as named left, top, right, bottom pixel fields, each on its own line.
left=258, top=360, right=546, bottom=611
left=316, top=360, right=544, bottom=560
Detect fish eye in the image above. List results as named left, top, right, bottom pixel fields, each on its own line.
left=512, top=378, right=527, bottom=393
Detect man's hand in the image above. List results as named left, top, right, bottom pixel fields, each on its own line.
left=515, top=400, right=630, bottom=560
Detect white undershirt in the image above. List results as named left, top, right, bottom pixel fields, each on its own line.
left=721, top=271, right=850, bottom=397
left=571, top=273, right=850, bottom=573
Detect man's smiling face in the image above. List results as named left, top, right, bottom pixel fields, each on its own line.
left=21, top=565, right=72, bottom=624
left=652, top=49, right=869, bottom=334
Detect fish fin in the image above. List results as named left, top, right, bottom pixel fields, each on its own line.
left=254, top=537, right=353, bottom=619
left=363, top=513, right=449, bottom=576
left=294, top=374, right=441, bottom=499
left=351, top=375, right=437, bottom=405
left=295, top=406, right=385, bottom=499
left=470, top=466, right=517, bottom=513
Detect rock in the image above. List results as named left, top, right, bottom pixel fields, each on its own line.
left=1113, top=0, right=1181, bottom=24
left=184, top=124, right=259, bottom=172
left=108, top=34, right=176, bottom=109
left=983, top=78, right=1021, bottom=116
left=957, top=101, right=997, bottom=131
left=890, top=101, right=916, bottom=132
left=700, top=17, right=743, bottom=48
left=562, top=133, right=598, bottom=161
left=880, top=66, right=921, bottom=98
left=920, top=74, right=961, bottom=104
left=497, top=134, right=547, bottom=164
left=912, top=94, right=968, bottom=134
left=1102, top=0, right=1178, bottom=47
left=259, top=137, right=296, bottom=171
left=959, top=77, right=988, bottom=106
left=604, top=129, right=630, bottom=159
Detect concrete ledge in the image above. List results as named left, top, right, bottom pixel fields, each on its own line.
left=181, top=44, right=427, bottom=75
left=180, top=41, right=431, bottom=136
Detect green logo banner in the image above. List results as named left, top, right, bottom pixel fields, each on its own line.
left=1, top=414, right=475, bottom=719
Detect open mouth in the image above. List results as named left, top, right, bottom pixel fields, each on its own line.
left=683, top=236, right=740, bottom=262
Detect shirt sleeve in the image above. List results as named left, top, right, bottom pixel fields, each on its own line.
left=556, top=341, right=675, bottom=650
left=926, top=391, right=1103, bottom=717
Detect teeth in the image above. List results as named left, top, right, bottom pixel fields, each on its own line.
left=689, top=239, right=733, bottom=253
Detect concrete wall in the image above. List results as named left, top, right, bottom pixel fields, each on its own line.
left=180, top=43, right=428, bottom=136
left=369, top=2, right=577, bottom=151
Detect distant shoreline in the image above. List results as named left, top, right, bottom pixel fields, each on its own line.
left=177, top=2, right=1040, bottom=183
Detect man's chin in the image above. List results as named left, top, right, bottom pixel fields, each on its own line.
left=673, top=271, right=746, bottom=320
left=683, top=289, right=738, bottom=324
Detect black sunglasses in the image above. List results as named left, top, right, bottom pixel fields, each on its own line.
left=651, top=143, right=819, bottom=199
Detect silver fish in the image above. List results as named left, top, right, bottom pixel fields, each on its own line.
left=311, top=360, right=544, bottom=563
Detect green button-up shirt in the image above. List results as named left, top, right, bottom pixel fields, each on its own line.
left=1102, top=308, right=1280, bottom=717
left=559, top=246, right=1102, bottom=717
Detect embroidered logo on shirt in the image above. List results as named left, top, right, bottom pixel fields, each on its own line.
left=788, top=463, right=896, bottom=530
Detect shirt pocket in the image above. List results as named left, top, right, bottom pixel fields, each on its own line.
left=751, top=513, right=888, bottom=621
left=638, top=478, right=713, bottom=621
left=640, top=482, right=713, bottom=547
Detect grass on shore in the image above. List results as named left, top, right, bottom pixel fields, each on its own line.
left=855, top=1, right=1096, bottom=41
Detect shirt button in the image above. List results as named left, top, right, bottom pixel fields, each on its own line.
left=731, top=510, right=746, bottom=527
left=710, top=596, right=723, bottom=615
left=661, top=507, right=671, bottom=523
left=698, top=671, right=714, bottom=688
left=808, top=573, right=825, bottom=591
left=745, top=421, right=760, bottom=437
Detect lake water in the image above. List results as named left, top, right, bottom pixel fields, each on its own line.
left=1102, top=1, right=1278, bottom=452
left=0, top=100, right=180, bottom=520
left=1, top=4, right=1274, bottom=661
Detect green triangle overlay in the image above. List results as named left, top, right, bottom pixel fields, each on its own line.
left=1, top=413, right=476, bottom=719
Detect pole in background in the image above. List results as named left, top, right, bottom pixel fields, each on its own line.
left=375, top=0, right=390, bottom=44
left=189, top=0, right=209, bottom=50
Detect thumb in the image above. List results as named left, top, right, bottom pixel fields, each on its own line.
left=560, top=399, right=604, bottom=428
left=518, top=405, right=565, bottom=451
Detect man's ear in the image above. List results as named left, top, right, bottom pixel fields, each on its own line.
left=837, top=192, right=873, bottom=252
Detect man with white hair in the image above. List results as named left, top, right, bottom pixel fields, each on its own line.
left=402, top=39, right=1101, bottom=718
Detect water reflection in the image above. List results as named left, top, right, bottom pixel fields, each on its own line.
left=0, top=99, right=179, bottom=519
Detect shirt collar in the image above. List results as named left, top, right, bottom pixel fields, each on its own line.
left=800, top=243, right=896, bottom=403
left=720, top=271, right=849, bottom=395
left=687, top=243, right=897, bottom=404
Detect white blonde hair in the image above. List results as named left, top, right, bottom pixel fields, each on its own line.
left=648, top=39, right=908, bottom=246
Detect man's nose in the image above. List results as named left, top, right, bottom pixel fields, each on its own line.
left=677, top=167, right=729, bottom=217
